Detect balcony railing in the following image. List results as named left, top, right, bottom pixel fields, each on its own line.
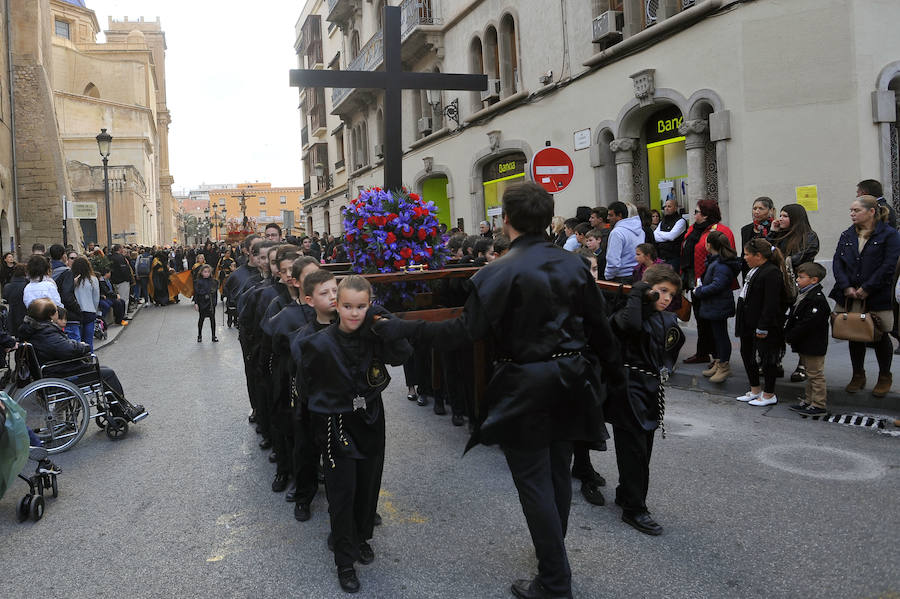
left=310, top=105, right=327, bottom=132
left=332, top=29, right=383, bottom=107
left=400, top=0, right=440, bottom=38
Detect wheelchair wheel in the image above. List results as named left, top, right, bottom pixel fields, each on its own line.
left=94, top=413, right=108, bottom=430
left=29, top=495, right=45, bottom=521
left=106, top=416, right=128, bottom=440
left=14, top=378, right=90, bottom=454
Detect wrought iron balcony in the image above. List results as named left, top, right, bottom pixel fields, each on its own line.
left=332, top=29, right=383, bottom=108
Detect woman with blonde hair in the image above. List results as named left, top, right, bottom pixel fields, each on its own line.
left=830, top=195, right=900, bottom=397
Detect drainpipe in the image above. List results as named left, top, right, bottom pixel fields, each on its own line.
left=5, top=0, right=20, bottom=256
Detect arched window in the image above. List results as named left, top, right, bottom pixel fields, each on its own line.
left=324, top=209, right=331, bottom=235
left=499, top=15, right=518, bottom=97
left=83, top=82, right=100, bottom=98
left=469, top=37, right=484, bottom=111
left=359, top=122, right=369, bottom=166
left=375, top=109, right=384, bottom=157
left=350, top=31, right=361, bottom=61
left=484, top=26, right=500, bottom=79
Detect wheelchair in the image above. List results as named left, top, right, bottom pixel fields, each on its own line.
left=3, top=343, right=148, bottom=454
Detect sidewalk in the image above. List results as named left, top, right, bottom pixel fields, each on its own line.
left=670, top=323, right=900, bottom=416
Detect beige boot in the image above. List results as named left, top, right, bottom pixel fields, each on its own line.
left=709, top=361, right=731, bottom=383
left=872, top=373, right=893, bottom=397
left=702, top=359, right=720, bottom=377
left=845, top=370, right=866, bottom=394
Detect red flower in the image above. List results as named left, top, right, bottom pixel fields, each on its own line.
left=376, top=259, right=384, bottom=267
left=361, top=234, right=370, bottom=241
left=356, top=219, right=364, bottom=229
left=430, top=228, right=437, bottom=237
left=394, top=259, right=406, bottom=269
left=425, top=247, right=433, bottom=256
left=387, top=213, right=399, bottom=222
left=417, top=228, right=427, bottom=241
left=400, top=247, right=413, bottom=259
left=346, top=233, right=355, bottom=243
left=414, top=254, right=423, bottom=262
left=401, top=226, right=413, bottom=238
left=409, top=193, right=420, bottom=201
left=367, top=216, right=378, bottom=225
left=385, top=232, right=396, bottom=245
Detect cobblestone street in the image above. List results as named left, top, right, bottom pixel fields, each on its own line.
left=1, top=301, right=898, bottom=599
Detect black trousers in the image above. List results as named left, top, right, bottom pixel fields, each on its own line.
left=292, top=404, right=320, bottom=506
left=197, top=310, right=215, bottom=336
left=270, top=380, right=292, bottom=475
left=612, top=425, right=655, bottom=515
left=324, top=433, right=385, bottom=567
left=439, top=348, right=474, bottom=419
left=692, top=296, right=715, bottom=357
left=502, top=441, right=574, bottom=597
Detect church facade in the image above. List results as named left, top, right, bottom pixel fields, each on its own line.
left=295, top=0, right=900, bottom=254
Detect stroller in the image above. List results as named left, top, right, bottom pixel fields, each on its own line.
left=1, top=392, right=60, bottom=522
left=94, top=318, right=107, bottom=341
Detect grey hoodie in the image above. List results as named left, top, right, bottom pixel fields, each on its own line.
left=605, top=215, right=645, bottom=279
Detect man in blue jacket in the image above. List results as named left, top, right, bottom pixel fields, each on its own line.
left=604, top=202, right=645, bottom=283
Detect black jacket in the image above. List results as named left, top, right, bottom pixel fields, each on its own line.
left=193, top=277, right=218, bottom=313
left=109, top=253, right=133, bottom=285
left=829, top=221, right=900, bottom=311
left=3, top=275, right=28, bottom=336
left=605, top=282, right=684, bottom=432
left=784, top=284, right=830, bottom=356
left=51, top=261, right=82, bottom=320
left=223, top=264, right=255, bottom=308
left=378, top=234, right=620, bottom=450
left=17, top=316, right=90, bottom=376
left=735, top=261, right=786, bottom=341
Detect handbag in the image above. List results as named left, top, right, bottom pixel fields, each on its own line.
left=831, top=301, right=876, bottom=343
left=675, top=293, right=692, bottom=322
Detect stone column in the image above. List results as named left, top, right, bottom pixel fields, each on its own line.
left=679, top=119, right=709, bottom=204
left=610, top=138, right=638, bottom=203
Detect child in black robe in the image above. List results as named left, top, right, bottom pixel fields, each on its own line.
left=192, top=264, right=218, bottom=342
left=605, top=265, right=684, bottom=537
left=296, top=275, right=411, bottom=594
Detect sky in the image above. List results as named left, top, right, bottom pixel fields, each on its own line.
left=85, top=0, right=306, bottom=193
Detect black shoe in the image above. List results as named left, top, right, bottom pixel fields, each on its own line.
left=197, top=335, right=202, bottom=343
left=433, top=397, right=447, bottom=415
left=255, top=424, right=263, bottom=435
left=451, top=413, right=465, bottom=427
left=373, top=512, right=382, bottom=526
left=580, top=480, right=605, bottom=506
left=788, top=401, right=810, bottom=412
left=212, top=336, right=219, bottom=343
left=510, top=578, right=570, bottom=599
left=259, top=438, right=272, bottom=450
left=796, top=405, right=827, bottom=417
left=407, top=393, right=418, bottom=402
left=571, top=467, right=606, bottom=486
left=790, top=366, right=807, bottom=382
left=294, top=503, right=311, bottom=522
left=337, top=566, right=360, bottom=593
left=285, top=482, right=297, bottom=502
left=271, top=472, right=289, bottom=492
left=622, top=511, right=663, bottom=536
left=268, top=451, right=278, bottom=463
left=248, top=410, right=257, bottom=424
left=416, top=395, right=428, bottom=407
left=358, top=541, right=375, bottom=564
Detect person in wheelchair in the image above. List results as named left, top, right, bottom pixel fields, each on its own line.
left=17, top=298, right=146, bottom=423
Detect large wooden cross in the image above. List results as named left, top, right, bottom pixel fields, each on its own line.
left=289, top=5, right=487, bottom=192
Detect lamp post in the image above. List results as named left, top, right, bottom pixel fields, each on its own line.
left=221, top=207, right=227, bottom=240
left=96, top=128, right=113, bottom=249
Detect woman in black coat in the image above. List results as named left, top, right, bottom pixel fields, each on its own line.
left=830, top=195, right=900, bottom=397
left=739, top=197, right=775, bottom=278
left=193, top=264, right=218, bottom=342
left=734, top=239, right=790, bottom=407
left=2, top=264, right=28, bottom=337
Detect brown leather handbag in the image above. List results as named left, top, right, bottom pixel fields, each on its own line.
left=675, top=294, right=692, bottom=322
left=831, top=302, right=876, bottom=343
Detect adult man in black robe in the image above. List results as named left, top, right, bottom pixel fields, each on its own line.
left=376, top=182, right=621, bottom=599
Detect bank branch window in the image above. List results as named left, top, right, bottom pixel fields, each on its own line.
left=483, top=154, right=526, bottom=231
left=645, top=106, right=688, bottom=211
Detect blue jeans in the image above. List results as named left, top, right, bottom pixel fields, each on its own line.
left=65, top=321, right=81, bottom=343
left=80, top=312, right=96, bottom=351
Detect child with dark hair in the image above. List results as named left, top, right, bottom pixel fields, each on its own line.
left=296, top=275, right=412, bottom=593
left=632, top=243, right=663, bottom=282
left=492, top=234, right=511, bottom=257
left=785, top=262, right=831, bottom=416
left=473, top=237, right=496, bottom=266
left=605, top=264, right=684, bottom=536
left=193, top=264, right=218, bottom=342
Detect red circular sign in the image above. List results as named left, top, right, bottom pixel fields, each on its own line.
left=531, top=147, right=574, bottom=194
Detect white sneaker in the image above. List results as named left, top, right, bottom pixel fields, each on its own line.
left=735, top=391, right=760, bottom=402
left=748, top=394, right=778, bottom=406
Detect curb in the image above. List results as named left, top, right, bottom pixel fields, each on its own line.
left=668, top=368, right=900, bottom=415
left=94, top=301, right=145, bottom=351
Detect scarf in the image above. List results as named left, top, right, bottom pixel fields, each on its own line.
left=680, top=219, right=714, bottom=270
left=752, top=218, right=770, bottom=239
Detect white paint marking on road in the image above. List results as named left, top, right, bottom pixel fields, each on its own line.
left=756, top=444, right=887, bottom=481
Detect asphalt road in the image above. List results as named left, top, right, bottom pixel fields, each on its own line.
left=1, top=301, right=897, bottom=599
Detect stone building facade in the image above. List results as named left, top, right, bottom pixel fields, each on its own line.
left=208, top=182, right=306, bottom=240
left=295, top=0, right=900, bottom=256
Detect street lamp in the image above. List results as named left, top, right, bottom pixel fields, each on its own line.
left=96, top=128, right=113, bottom=249
left=425, top=90, right=460, bottom=127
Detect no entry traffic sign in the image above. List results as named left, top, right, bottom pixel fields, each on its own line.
left=531, top=147, right=574, bottom=194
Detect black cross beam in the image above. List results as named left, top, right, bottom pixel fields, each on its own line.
left=290, top=5, right=487, bottom=192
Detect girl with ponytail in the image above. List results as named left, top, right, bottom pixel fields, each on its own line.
left=734, top=239, right=791, bottom=406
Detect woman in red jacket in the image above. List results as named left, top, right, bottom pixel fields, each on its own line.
left=680, top=200, right=736, bottom=364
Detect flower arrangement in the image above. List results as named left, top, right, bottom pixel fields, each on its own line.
left=342, top=187, right=448, bottom=307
